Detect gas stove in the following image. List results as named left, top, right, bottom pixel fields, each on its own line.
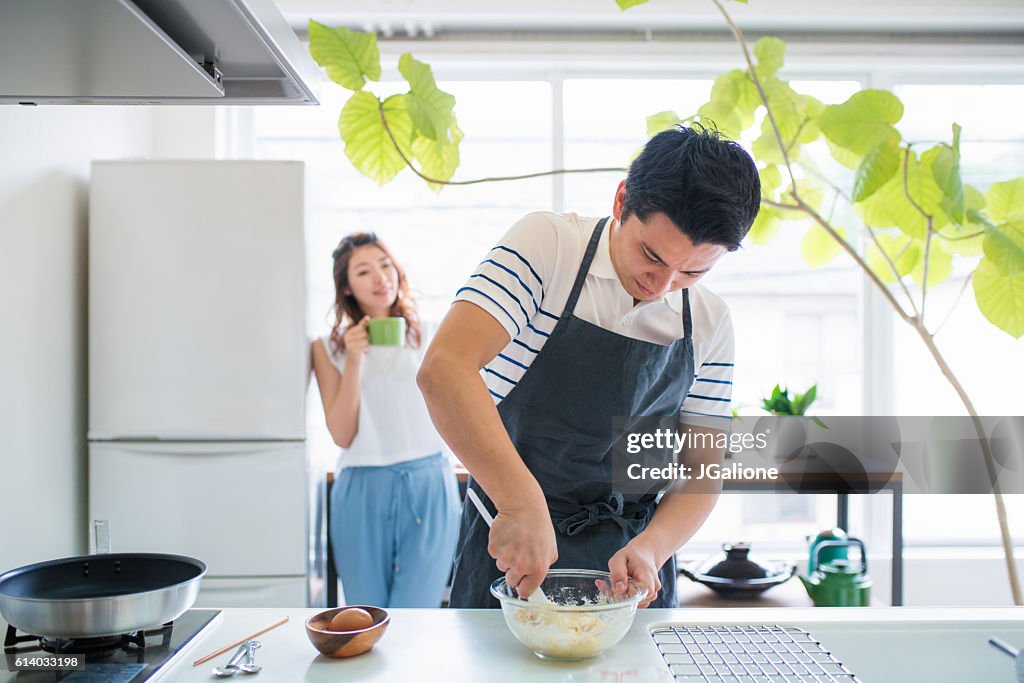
left=3, top=609, right=222, bottom=682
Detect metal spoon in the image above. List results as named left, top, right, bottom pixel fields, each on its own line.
left=466, top=487, right=551, bottom=605
left=238, top=640, right=262, bottom=675
left=211, top=643, right=249, bottom=677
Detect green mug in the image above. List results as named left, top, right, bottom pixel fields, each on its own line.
left=367, top=317, right=406, bottom=346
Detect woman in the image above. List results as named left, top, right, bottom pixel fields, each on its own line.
left=311, top=232, right=460, bottom=608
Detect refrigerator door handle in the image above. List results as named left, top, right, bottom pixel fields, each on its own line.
left=89, top=441, right=302, bottom=457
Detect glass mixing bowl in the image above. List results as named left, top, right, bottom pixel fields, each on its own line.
left=490, top=569, right=648, bottom=661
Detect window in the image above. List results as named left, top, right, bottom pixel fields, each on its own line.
left=248, top=47, right=1023, bottom=553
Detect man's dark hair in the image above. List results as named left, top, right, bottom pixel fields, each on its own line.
left=623, top=125, right=760, bottom=251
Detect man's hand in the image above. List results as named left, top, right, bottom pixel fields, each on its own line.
left=608, top=535, right=663, bottom=609
left=488, top=496, right=558, bottom=599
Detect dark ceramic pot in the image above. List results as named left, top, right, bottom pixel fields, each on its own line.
left=680, top=543, right=796, bottom=599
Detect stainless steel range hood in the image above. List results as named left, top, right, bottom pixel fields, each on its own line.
left=0, top=0, right=318, bottom=105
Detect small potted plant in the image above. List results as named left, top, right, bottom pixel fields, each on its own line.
left=761, top=383, right=818, bottom=417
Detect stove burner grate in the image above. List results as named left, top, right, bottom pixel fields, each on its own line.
left=5, top=621, right=173, bottom=660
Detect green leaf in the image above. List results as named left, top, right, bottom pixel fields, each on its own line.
left=857, top=148, right=945, bottom=239
left=339, top=91, right=414, bottom=186
left=866, top=233, right=920, bottom=284
left=910, top=241, right=953, bottom=287
left=616, top=0, right=649, bottom=8
left=697, top=101, right=743, bottom=140
left=754, top=37, right=786, bottom=78
left=398, top=53, right=456, bottom=142
left=794, top=384, right=817, bottom=415
left=752, top=127, right=785, bottom=165
left=777, top=180, right=824, bottom=217
left=973, top=259, right=1024, bottom=339
left=985, top=178, right=1024, bottom=223
left=646, top=110, right=683, bottom=137
left=937, top=184, right=986, bottom=256
left=902, top=147, right=949, bottom=233
left=852, top=139, right=900, bottom=202
left=801, top=225, right=848, bottom=268
left=930, top=124, right=965, bottom=224
left=816, top=89, right=903, bottom=155
left=982, top=221, right=1024, bottom=275
left=759, top=165, right=783, bottom=194
left=747, top=206, right=782, bottom=244
left=826, top=137, right=864, bottom=171
left=412, top=116, right=464, bottom=192
left=724, top=70, right=762, bottom=113
left=796, top=95, right=824, bottom=145
left=762, top=77, right=804, bottom=143
left=801, top=94, right=826, bottom=121
left=706, top=69, right=760, bottom=131
left=308, top=21, right=381, bottom=92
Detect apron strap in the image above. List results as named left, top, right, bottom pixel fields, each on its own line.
left=682, top=288, right=692, bottom=339
left=560, top=217, right=609, bottom=321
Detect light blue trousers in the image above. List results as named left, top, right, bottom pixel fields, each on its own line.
left=331, top=454, right=461, bottom=608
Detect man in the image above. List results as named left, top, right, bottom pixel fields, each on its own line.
left=417, top=126, right=761, bottom=608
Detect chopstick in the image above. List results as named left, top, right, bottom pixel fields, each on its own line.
left=192, top=616, right=289, bottom=666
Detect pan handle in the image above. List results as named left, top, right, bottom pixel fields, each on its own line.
left=93, top=519, right=111, bottom=554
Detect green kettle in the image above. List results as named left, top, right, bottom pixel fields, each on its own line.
left=806, top=528, right=848, bottom=574
left=799, top=538, right=872, bottom=607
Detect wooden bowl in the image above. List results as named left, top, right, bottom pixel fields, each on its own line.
left=305, top=606, right=390, bottom=658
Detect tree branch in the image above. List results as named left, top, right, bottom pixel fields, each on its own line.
left=791, top=194, right=915, bottom=325
left=759, top=197, right=919, bottom=318
left=913, top=321, right=1022, bottom=605
left=709, top=0, right=798, bottom=195
left=932, top=273, right=974, bottom=338
left=902, top=146, right=932, bottom=222
left=921, top=214, right=935, bottom=323
left=378, top=102, right=625, bottom=185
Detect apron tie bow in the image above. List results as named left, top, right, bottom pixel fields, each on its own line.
left=555, top=492, right=634, bottom=536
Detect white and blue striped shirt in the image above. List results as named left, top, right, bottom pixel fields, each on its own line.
left=455, top=212, right=735, bottom=429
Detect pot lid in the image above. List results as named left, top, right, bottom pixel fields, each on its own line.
left=706, top=543, right=768, bottom=581
left=688, top=543, right=795, bottom=585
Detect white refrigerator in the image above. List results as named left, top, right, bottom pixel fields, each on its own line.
left=88, top=160, right=319, bottom=607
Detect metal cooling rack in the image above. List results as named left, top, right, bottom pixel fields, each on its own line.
left=651, top=624, right=861, bottom=682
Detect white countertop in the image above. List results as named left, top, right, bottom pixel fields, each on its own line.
left=2, top=607, right=1022, bottom=682
left=150, top=606, right=1024, bottom=683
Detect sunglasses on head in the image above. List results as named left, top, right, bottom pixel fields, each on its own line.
left=332, top=232, right=378, bottom=260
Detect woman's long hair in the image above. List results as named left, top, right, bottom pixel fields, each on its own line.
left=328, top=232, right=421, bottom=353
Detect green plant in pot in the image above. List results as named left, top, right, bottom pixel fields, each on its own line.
left=761, top=384, right=819, bottom=417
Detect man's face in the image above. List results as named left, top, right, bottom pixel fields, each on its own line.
left=609, top=180, right=729, bottom=301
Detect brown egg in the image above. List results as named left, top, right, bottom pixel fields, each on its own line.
left=329, top=608, right=374, bottom=632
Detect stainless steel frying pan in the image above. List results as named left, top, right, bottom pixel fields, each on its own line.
left=0, top=553, right=206, bottom=638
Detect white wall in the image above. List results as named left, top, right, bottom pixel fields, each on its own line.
left=0, top=105, right=217, bottom=572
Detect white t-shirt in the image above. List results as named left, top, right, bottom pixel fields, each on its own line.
left=455, top=212, right=735, bottom=429
left=322, top=330, right=445, bottom=469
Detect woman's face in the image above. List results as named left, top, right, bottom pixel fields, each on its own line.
left=345, top=245, right=399, bottom=316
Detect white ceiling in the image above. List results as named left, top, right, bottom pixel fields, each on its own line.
left=277, top=0, right=1024, bottom=36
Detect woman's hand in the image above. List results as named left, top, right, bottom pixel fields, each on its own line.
left=342, top=316, right=370, bottom=362
left=608, top=536, right=663, bottom=608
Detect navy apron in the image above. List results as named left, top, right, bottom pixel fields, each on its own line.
left=448, top=217, right=697, bottom=609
